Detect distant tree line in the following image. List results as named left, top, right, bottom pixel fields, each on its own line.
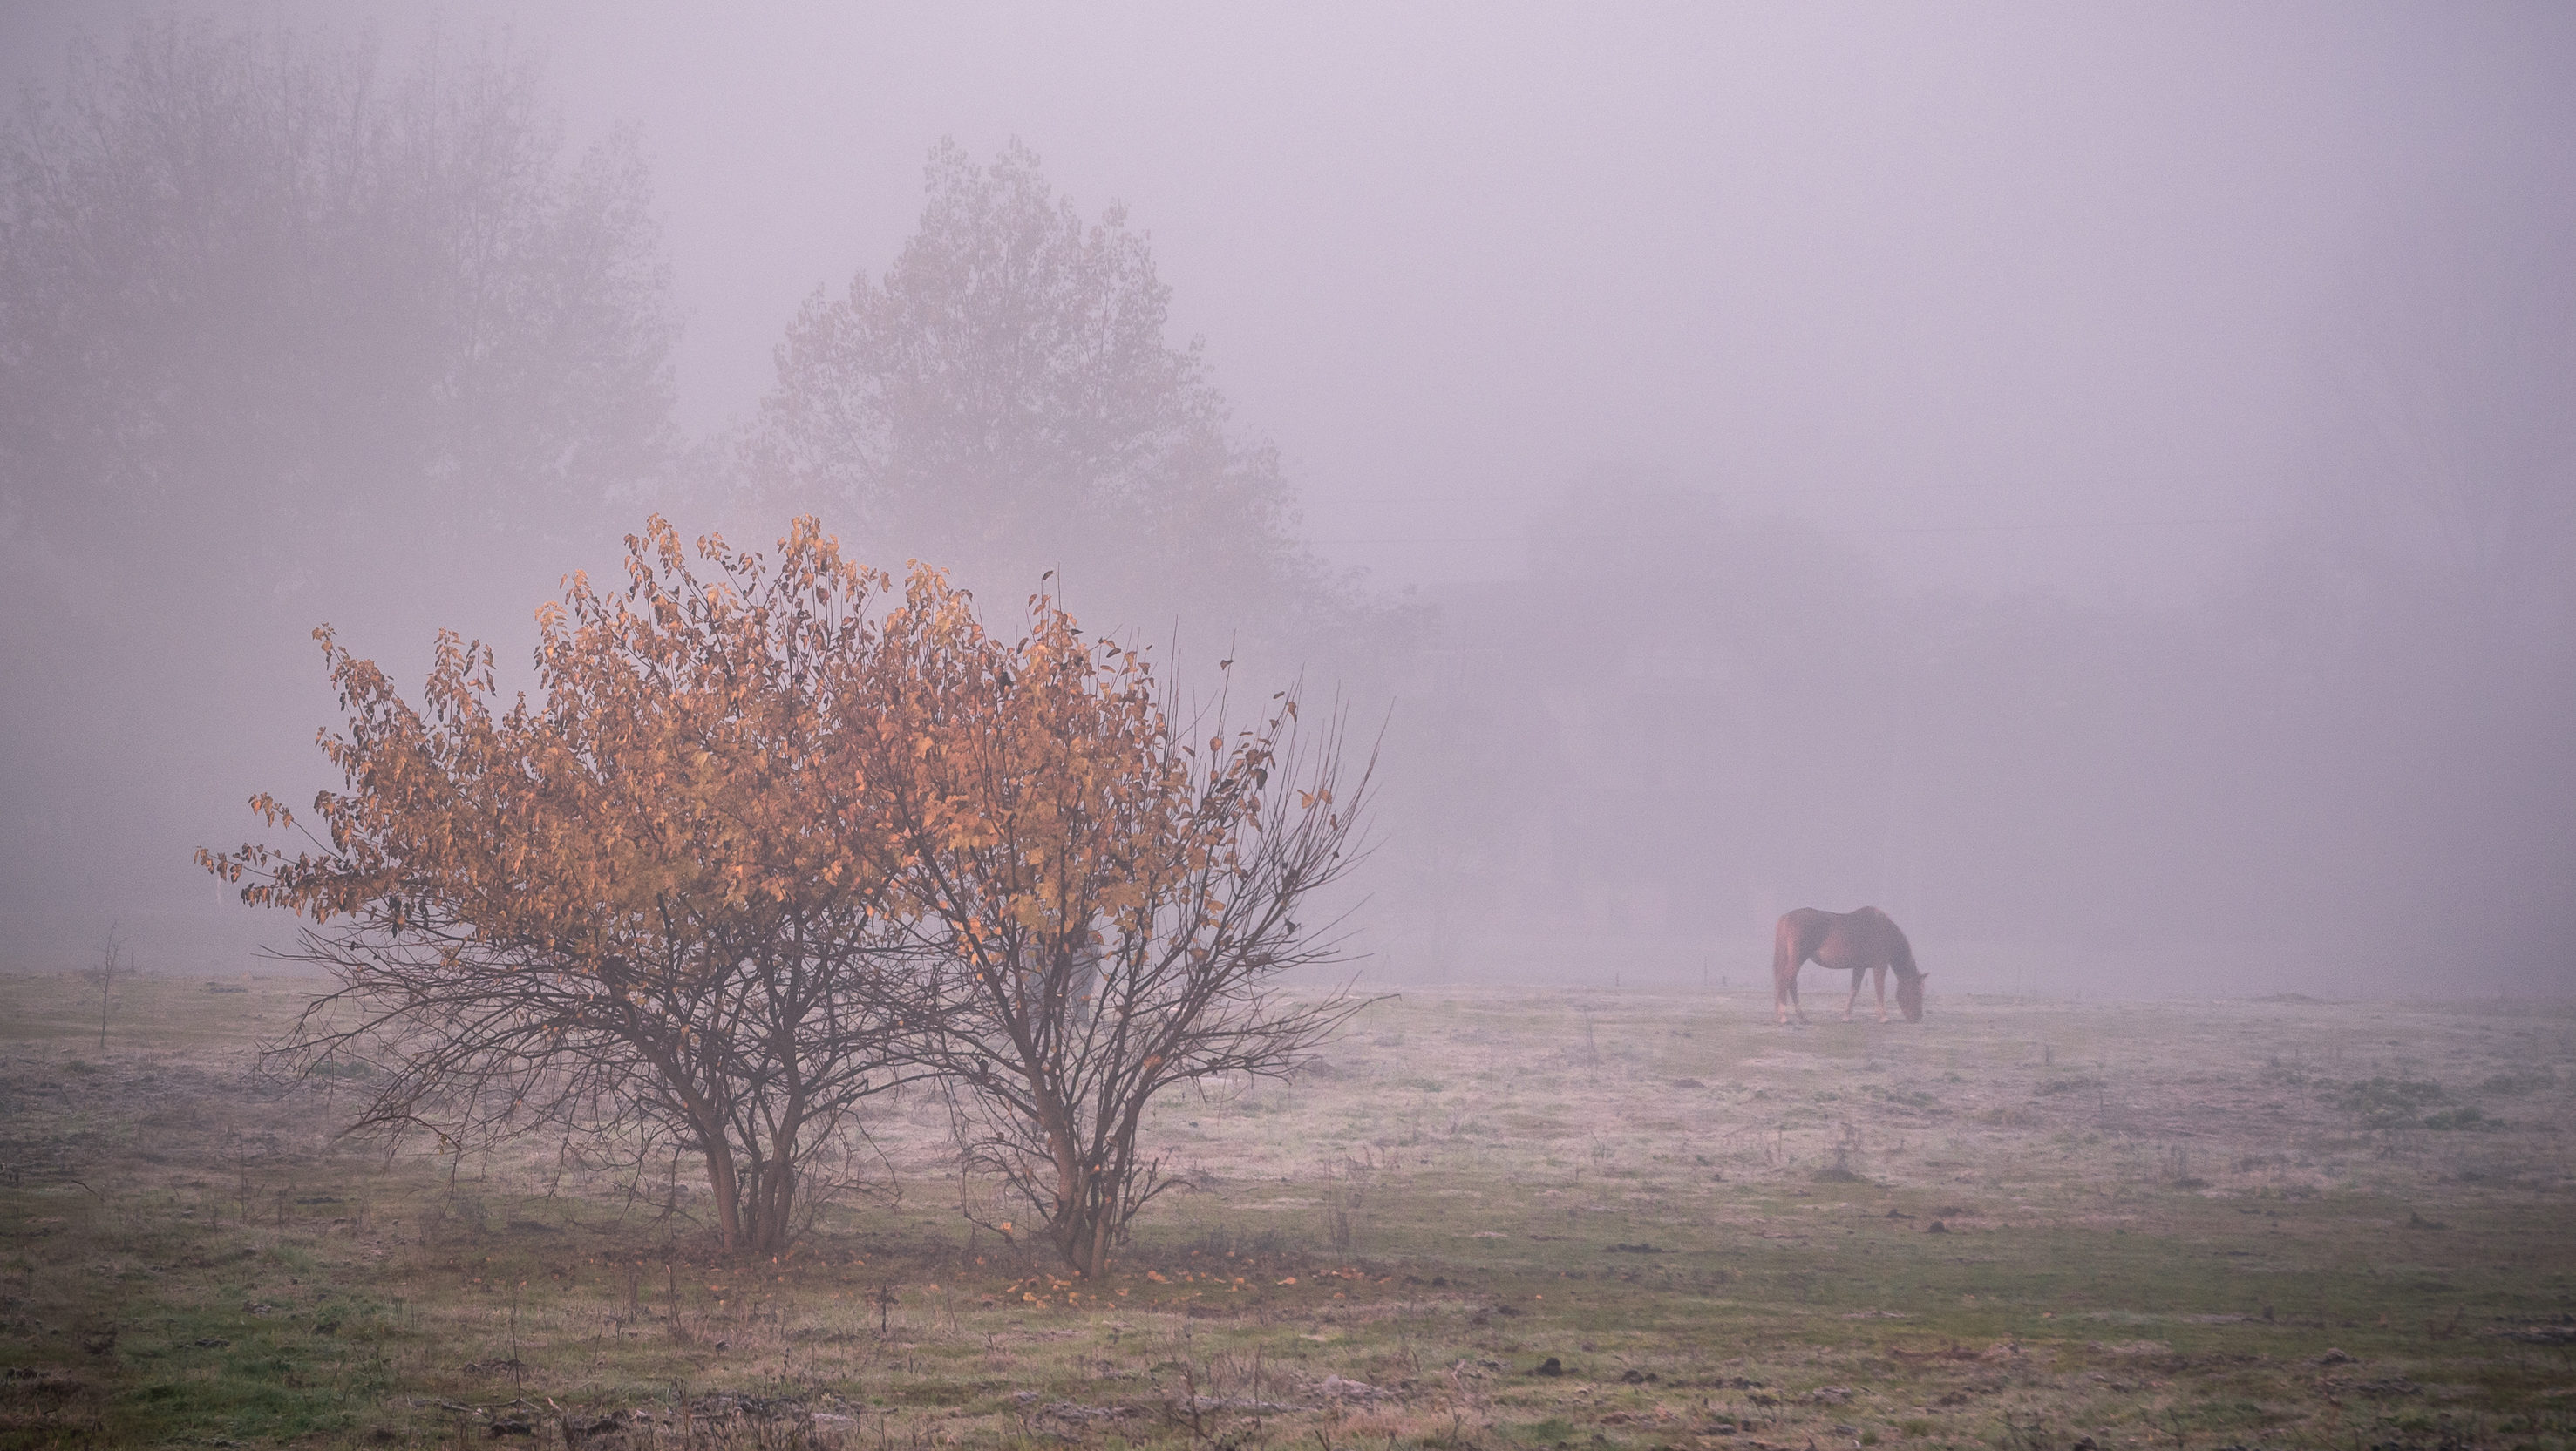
left=0, top=19, right=676, bottom=593
left=1380, top=453, right=2576, bottom=981
left=0, top=22, right=1371, bottom=975
left=0, top=21, right=683, bottom=964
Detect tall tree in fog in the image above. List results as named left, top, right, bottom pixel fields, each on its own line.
left=2231, top=200, right=2576, bottom=966
left=745, top=140, right=1337, bottom=653
left=0, top=20, right=677, bottom=587
left=0, top=19, right=677, bottom=964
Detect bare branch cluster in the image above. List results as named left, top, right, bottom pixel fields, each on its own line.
left=201, top=516, right=1372, bottom=1269
left=869, top=567, right=1375, bottom=1275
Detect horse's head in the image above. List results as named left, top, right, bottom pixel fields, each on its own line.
left=1896, top=971, right=1926, bottom=1022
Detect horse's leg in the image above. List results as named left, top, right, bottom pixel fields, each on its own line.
left=1776, top=958, right=1807, bottom=1027
left=1842, top=968, right=1863, bottom=1021
left=1773, top=924, right=1798, bottom=1026
left=1873, top=965, right=1890, bottom=1023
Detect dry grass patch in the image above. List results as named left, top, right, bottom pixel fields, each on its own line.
left=3, top=973, right=2574, bottom=1449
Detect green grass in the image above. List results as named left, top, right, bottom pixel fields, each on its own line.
left=2, top=972, right=2573, bottom=1448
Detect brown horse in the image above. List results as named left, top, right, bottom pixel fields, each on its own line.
left=1772, top=907, right=1925, bottom=1025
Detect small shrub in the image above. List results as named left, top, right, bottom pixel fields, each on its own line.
left=2478, top=1072, right=2549, bottom=1095
left=2329, top=1077, right=2444, bottom=1125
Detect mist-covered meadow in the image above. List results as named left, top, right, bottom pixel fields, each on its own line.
left=7, top=971, right=2574, bottom=1447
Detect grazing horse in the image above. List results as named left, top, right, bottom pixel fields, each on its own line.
left=1771, top=907, right=1925, bottom=1025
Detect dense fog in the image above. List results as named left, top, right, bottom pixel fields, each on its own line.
left=3, top=3, right=2569, bottom=996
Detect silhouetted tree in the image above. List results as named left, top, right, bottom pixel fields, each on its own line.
left=0, top=19, right=680, bottom=968
left=745, top=140, right=1344, bottom=653
left=0, top=19, right=677, bottom=579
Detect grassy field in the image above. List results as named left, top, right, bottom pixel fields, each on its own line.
left=3, top=970, right=2572, bottom=1450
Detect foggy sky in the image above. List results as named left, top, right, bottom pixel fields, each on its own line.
left=4, top=3, right=2572, bottom=994
left=13, top=3, right=2564, bottom=603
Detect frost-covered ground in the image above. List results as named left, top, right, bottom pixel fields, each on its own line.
left=3, top=972, right=2570, bottom=1448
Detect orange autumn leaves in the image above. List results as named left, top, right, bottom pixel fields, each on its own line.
left=198, top=516, right=1363, bottom=1268
left=867, top=561, right=1274, bottom=990
left=206, top=518, right=890, bottom=963
left=201, top=514, right=1269, bottom=974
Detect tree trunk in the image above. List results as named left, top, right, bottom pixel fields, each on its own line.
left=1043, top=1161, right=1119, bottom=1278
left=702, top=1136, right=745, bottom=1251
left=741, top=1153, right=797, bottom=1257
left=1079, top=1206, right=1114, bottom=1279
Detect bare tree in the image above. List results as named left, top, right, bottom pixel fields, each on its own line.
left=202, top=520, right=916, bottom=1256
left=744, top=139, right=1363, bottom=667
left=1, top=17, right=680, bottom=977
left=861, top=574, right=1378, bottom=1277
